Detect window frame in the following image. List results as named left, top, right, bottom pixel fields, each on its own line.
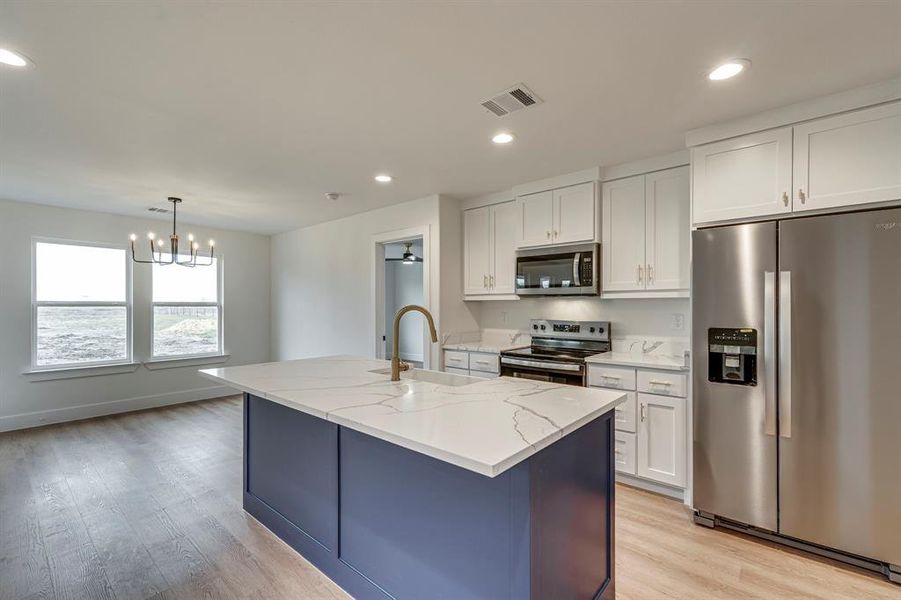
left=31, top=237, right=134, bottom=370
left=150, top=254, right=224, bottom=360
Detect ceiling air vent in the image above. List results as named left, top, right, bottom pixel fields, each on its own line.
left=148, top=206, right=171, bottom=214
left=480, top=83, right=542, bottom=117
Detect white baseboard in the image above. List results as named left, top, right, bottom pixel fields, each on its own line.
left=0, top=385, right=235, bottom=432
left=616, top=473, right=685, bottom=501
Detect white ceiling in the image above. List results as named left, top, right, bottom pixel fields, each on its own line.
left=1, top=2, right=900, bottom=234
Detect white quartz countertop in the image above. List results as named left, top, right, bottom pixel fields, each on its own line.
left=200, top=355, right=625, bottom=478
left=585, top=352, right=689, bottom=371
left=442, top=341, right=525, bottom=353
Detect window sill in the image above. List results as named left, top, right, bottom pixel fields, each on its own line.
left=143, top=354, right=231, bottom=371
left=24, top=362, right=141, bottom=382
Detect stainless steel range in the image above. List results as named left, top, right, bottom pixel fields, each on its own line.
left=500, top=319, right=610, bottom=386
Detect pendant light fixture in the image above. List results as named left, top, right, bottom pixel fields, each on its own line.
left=130, top=197, right=215, bottom=267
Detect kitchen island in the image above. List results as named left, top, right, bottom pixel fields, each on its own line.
left=200, top=355, right=625, bottom=600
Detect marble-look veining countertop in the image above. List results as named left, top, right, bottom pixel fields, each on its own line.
left=442, top=341, right=525, bottom=353
left=585, top=351, right=689, bottom=371
left=200, top=355, right=625, bottom=477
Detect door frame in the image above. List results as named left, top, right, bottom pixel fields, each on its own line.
left=371, top=225, right=432, bottom=369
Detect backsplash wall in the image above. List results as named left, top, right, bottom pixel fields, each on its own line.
left=476, top=297, right=691, bottom=340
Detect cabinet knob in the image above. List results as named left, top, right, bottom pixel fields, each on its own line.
left=546, top=230, right=551, bottom=239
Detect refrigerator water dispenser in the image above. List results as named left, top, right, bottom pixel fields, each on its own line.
left=707, top=328, right=757, bottom=386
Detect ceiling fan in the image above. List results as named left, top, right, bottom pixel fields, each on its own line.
left=386, top=242, right=422, bottom=265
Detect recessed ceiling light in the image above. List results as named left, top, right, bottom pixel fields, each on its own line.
left=0, top=48, right=29, bottom=68
left=708, top=59, right=750, bottom=81
left=374, top=174, right=393, bottom=183
left=492, top=132, right=515, bottom=144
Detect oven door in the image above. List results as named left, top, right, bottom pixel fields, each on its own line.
left=500, top=356, right=586, bottom=386
left=515, top=243, right=598, bottom=296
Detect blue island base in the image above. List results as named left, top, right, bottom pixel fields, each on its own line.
left=243, top=393, right=615, bottom=599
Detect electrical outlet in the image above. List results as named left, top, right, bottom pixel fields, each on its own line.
left=672, top=313, right=685, bottom=331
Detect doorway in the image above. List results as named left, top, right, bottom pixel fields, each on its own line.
left=372, top=226, right=432, bottom=369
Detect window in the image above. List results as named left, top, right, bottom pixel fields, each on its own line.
left=152, top=257, right=222, bottom=358
left=33, top=241, right=131, bottom=368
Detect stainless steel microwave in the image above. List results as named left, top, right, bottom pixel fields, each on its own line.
left=515, top=243, right=599, bottom=296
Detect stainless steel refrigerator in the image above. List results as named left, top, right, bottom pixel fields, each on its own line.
left=692, top=207, right=901, bottom=581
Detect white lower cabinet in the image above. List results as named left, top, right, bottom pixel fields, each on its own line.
left=589, top=363, right=687, bottom=489
left=614, top=432, right=637, bottom=475
left=636, top=392, right=686, bottom=488
left=442, top=349, right=500, bottom=378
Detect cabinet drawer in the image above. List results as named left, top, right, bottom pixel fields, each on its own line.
left=468, top=352, right=499, bottom=374
left=445, top=366, right=470, bottom=376
left=613, top=392, right=637, bottom=433
left=588, top=365, right=637, bottom=390
left=614, top=432, right=636, bottom=475
left=637, top=370, right=687, bottom=397
left=444, top=350, right=469, bottom=370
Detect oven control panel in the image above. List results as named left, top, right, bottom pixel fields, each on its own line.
left=529, top=319, right=610, bottom=341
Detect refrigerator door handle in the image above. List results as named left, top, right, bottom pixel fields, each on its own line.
left=779, top=270, right=793, bottom=438
left=764, top=271, right=777, bottom=436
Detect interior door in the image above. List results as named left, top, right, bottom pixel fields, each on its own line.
left=518, top=190, right=554, bottom=247
left=779, top=209, right=901, bottom=566
left=692, top=222, right=778, bottom=531
left=691, top=127, right=793, bottom=225
left=553, top=182, right=595, bottom=244
left=490, top=201, right=518, bottom=294
left=792, top=102, right=901, bottom=213
left=463, top=206, right=491, bottom=296
left=645, top=166, right=690, bottom=291
left=602, top=175, right=646, bottom=292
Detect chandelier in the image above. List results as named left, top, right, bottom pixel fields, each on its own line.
left=130, top=197, right=215, bottom=267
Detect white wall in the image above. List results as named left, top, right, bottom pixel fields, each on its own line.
left=477, top=297, right=691, bottom=342
left=0, top=199, right=271, bottom=431
left=271, top=194, right=479, bottom=366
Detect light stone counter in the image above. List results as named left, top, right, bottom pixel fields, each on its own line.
left=200, top=355, right=625, bottom=477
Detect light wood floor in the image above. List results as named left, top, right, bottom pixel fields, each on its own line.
left=1, top=397, right=897, bottom=600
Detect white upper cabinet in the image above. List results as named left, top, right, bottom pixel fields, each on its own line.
left=602, top=175, right=646, bottom=292
left=517, top=182, right=597, bottom=248
left=518, top=190, right=555, bottom=247
left=691, top=127, right=793, bottom=225
left=553, top=182, right=596, bottom=244
left=463, top=206, right=492, bottom=296
left=602, top=166, right=690, bottom=297
left=490, top=201, right=518, bottom=295
left=792, top=102, right=901, bottom=213
left=463, top=201, right=518, bottom=299
left=645, top=167, right=690, bottom=291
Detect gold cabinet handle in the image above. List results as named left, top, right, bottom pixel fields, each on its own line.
left=647, top=264, right=654, bottom=284
left=640, top=403, right=647, bottom=422
left=489, top=274, right=495, bottom=288
left=553, top=230, right=558, bottom=239
left=483, top=275, right=488, bottom=288
left=798, top=188, right=806, bottom=204
left=637, top=264, right=644, bottom=285
left=546, top=230, right=551, bottom=239
left=782, top=192, right=789, bottom=207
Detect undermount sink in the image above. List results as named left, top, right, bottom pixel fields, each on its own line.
left=369, top=367, right=480, bottom=387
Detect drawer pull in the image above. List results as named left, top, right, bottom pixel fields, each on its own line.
left=614, top=450, right=623, bottom=456
left=649, top=380, right=673, bottom=386
left=600, top=374, right=622, bottom=380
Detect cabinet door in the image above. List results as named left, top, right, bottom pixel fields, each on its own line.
left=463, top=207, right=491, bottom=296
left=636, top=393, right=686, bottom=487
left=553, top=182, right=596, bottom=244
left=692, top=127, right=793, bottom=225
left=517, top=190, right=555, bottom=247
left=645, top=166, right=690, bottom=291
left=793, top=102, right=901, bottom=213
left=490, top=201, right=518, bottom=294
left=602, top=175, right=647, bottom=292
